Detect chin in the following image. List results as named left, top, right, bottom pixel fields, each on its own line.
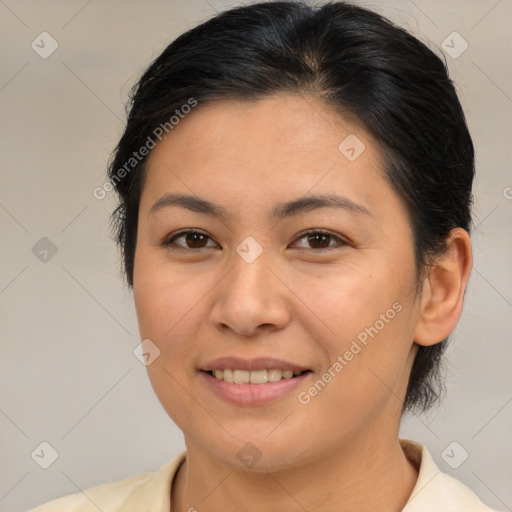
left=187, top=426, right=315, bottom=473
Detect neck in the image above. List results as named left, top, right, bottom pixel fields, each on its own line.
left=171, top=432, right=418, bottom=512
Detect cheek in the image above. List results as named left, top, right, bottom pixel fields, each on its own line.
left=292, top=267, right=414, bottom=407
left=133, top=249, right=217, bottom=377
left=294, top=265, right=405, bottom=345
left=132, top=254, right=208, bottom=427
left=133, top=246, right=200, bottom=338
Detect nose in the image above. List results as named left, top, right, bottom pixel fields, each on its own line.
left=209, top=249, right=291, bottom=337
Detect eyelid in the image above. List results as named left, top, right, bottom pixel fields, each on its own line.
left=162, top=228, right=348, bottom=251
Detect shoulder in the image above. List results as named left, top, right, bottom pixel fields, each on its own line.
left=28, top=451, right=186, bottom=512
left=400, top=439, right=498, bottom=512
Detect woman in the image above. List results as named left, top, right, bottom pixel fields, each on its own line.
left=31, top=1, right=498, bottom=510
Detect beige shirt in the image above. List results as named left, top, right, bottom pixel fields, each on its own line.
left=30, top=439, right=498, bottom=511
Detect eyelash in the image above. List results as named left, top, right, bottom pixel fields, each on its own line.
left=161, top=229, right=348, bottom=252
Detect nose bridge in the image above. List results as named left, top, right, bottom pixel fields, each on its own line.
left=226, top=242, right=275, bottom=305
left=210, top=239, right=290, bottom=335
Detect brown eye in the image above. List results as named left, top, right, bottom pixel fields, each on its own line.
left=307, top=233, right=331, bottom=249
left=184, top=233, right=208, bottom=248
left=163, top=231, right=217, bottom=250
left=292, top=230, right=346, bottom=251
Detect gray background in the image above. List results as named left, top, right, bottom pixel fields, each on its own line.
left=0, top=0, right=511, bottom=510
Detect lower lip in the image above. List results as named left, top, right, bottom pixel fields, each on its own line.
left=201, top=371, right=311, bottom=406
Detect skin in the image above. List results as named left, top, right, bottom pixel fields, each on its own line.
left=132, top=94, right=472, bottom=512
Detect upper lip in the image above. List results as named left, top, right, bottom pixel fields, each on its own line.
left=201, top=357, right=310, bottom=373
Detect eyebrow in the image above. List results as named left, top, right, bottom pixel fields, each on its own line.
left=148, top=192, right=371, bottom=219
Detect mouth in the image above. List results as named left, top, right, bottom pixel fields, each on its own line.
left=199, top=357, right=313, bottom=405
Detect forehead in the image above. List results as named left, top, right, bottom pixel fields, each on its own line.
left=148, top=94, right=375, bottom=158
left=140, top=94, right=396, bottom=218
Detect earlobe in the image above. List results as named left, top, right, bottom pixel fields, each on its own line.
left=413, top=228, right=473, bottom=347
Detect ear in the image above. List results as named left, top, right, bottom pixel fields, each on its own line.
left=413, top=228, right=473, bottom=347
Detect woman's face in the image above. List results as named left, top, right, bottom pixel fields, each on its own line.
left=133, top=94, right=423, bottom=470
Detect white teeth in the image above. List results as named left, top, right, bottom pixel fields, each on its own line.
left=250, top=370, right=267, bottom=384
left=267, top=369, right=283, bottom=382
left=233, top=370, right=250, bottom=384
left=210, top=369, right=302, bottom=384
